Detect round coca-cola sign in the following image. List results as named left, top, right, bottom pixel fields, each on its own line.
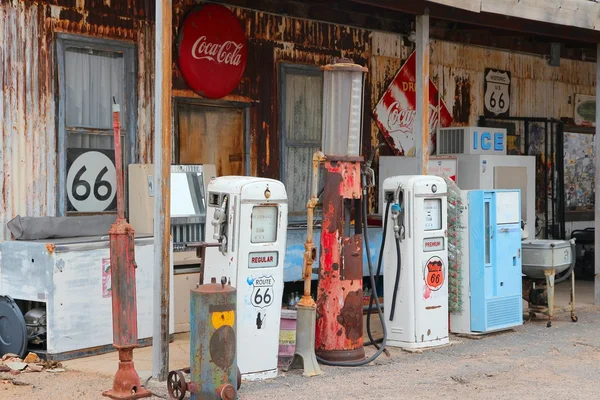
left=178, top=4, right=247, bottom=99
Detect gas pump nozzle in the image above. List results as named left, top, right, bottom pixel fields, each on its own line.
left=391, top=185, right=405, bottom=241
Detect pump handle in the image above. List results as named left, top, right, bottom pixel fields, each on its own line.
left=366, top=142, right=385, bottom=169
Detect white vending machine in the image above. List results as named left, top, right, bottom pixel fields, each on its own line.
left=202, top=176, right=288, bottom=381
left=455, top=155, right=535, bottom=239
left=382, top=175, right=449, bottom=349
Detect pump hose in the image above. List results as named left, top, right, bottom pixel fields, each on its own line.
left=315, top=180, right=388, bottom=367
left=364, top=200, right=391, bottom=348
left=389, top=235, right=402, bottom=321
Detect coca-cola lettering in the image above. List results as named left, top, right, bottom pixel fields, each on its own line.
left=191, top=36, right=244, bottom=66
left=387, top=102, right=415, bottom=133
left=386, top=101, right=441, bottom=134
left=177, top=4, right=247, bottom=99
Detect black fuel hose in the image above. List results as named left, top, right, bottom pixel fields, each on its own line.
left=364, top=200, right=391, bottom=348
left=389, top=234, right=402, bottom=321
left=315, top=176, right=388, bottom=367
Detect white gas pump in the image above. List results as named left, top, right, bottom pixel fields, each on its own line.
left=382, top=175, right=449, bottom=349
left=202, top=176, right=288, bottom=381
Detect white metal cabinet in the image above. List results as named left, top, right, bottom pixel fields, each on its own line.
left=0, top=235, right=174, bottom=359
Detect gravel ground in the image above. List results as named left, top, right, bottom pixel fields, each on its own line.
left=3, top=308, right=600, bottom=400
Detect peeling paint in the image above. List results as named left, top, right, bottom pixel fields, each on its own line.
left=452, top=75, right=471, bottom=125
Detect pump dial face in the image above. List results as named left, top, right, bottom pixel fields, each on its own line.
left=251, top=206, right=278, bottom=243
left=424, top=199, right=442, bottom=231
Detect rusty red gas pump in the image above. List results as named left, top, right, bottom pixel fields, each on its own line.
left=103, top=101, right=151, bottom=399
left=314, top=60, right=369, bottom=363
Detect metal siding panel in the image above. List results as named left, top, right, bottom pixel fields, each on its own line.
left=431, top=40, right=596, bottom=127
left=0, top=3, right=57, bottom=241
left=137, top=21, right=154, bottom=163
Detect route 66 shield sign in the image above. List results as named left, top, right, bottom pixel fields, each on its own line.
left=484, top=68, right=511, bottom=117
left=250, top=275, right=275, bottom=309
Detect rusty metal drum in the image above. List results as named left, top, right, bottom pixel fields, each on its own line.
left=190, top=277, right=237, bottom=400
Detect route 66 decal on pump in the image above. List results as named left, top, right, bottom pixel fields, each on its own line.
left=202, top=177, right=288, bottom=382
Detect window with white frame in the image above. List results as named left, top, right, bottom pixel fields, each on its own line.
left=279, top=64, right=324, bottom=221
left=57, top=35, right=136, bottom=216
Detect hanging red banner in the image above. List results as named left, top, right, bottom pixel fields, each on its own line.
left=373, top=50, right=453, bottom=156
left=177, top=4, right=248, bottom=99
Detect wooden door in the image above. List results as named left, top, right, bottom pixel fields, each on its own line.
left=176, top=103, right=244, bottom=176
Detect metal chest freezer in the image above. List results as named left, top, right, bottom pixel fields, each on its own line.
left=0, top=234, right=174, bottom=360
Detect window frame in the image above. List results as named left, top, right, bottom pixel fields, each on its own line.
left=278, top=63, right=324, bottom=223
left=56, top=34, right=137, bottom=216
left=172, top=97, right=251, bottom=175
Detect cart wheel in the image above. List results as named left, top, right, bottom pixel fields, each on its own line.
left=571, top=315, right=578, bottom=323
left=546, top=321, right=552, bottom=328
left=167, top=370, right=187, bottom=400
left=237, top=366, right=242, bottom=390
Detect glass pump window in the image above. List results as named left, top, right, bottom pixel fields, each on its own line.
left=424, top=199, right=442, bottom=231
left=251, top=206, right=278, bottom=243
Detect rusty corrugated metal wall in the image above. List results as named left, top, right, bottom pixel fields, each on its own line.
left=0, top=1, right=56, bottom=240
left=1, top=0, right=597, bottom=238
left=431, top=40, right=596, bottom=128
left=172, top=1, right=372, bottom=179
left=0, top=0, right=155, bottom=240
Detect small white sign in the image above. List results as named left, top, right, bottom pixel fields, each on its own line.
left=248, top=251, right=278, bottom=268
left=484, top=69, right=511, bottom=117
left=250, top=275, right=275, bottom=309
left=66, top=150, right=117, bottom=212
left=423, top=237, right=444, bottom=252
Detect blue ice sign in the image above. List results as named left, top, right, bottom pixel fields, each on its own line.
left=473, top=130, right=505, bottom=152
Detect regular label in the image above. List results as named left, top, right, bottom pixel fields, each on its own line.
left=248, top=251, right=278, bottom=268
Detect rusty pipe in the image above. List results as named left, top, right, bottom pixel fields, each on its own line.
left=298, top=151, right=326, bottom=308
left=112, top=103, right=125, bottom=219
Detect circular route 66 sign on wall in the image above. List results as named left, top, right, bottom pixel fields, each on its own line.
left=66, top=148, right=117, bottom=212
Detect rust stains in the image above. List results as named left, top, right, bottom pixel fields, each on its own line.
left=336, top=289, right=363, bottom=342
left=322, top=167, right=344, bottom=234
left=342, top=235, right=363, bottom=281
left=58, top=8, right=84, bottom=23
left=452, top=75, right=471, bottom=125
